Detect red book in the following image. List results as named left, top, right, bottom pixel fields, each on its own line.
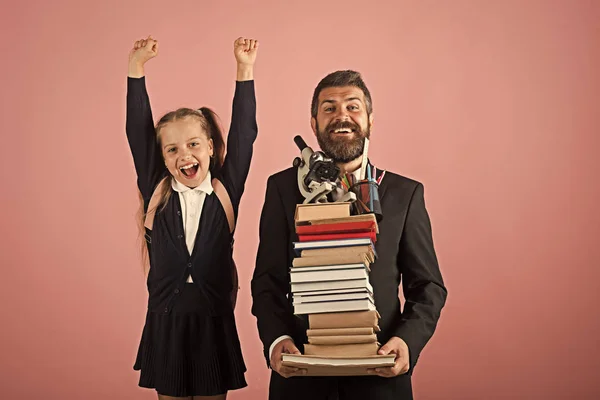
left=298, top=231, right=377, bottom=243
left=296, top=221, right=376, bottom=235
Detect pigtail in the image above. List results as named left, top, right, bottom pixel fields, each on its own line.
left=198, top=107, right=225, bottom=175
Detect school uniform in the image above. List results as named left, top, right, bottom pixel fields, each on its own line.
left=126, top=76, right=257, bottom=397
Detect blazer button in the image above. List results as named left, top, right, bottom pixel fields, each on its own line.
left=164, top=307, right=168, bottom=313
left=187, top=263, right=192, bottom=268
left=177, top=235, right=183, bottom=239
left=174, top=288, right=180, bottom=294
left=177, top=211, right=181, bottom=216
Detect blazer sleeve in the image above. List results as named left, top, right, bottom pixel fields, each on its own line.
left=219, top=80, right=258, bottom=216
left=125, top=76, right=165, bottom=204
left=394, top=182, right=448, bottom=372
left=251, top=175, right=297, bottom=366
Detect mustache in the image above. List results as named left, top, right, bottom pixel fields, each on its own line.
left=325, top=120, right=362, bottom=134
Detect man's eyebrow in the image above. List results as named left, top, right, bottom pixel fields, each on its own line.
left=321, top=97, right=363, bottom=105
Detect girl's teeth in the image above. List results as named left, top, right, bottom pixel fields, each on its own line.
left=181, top=163, right=198, bottom=170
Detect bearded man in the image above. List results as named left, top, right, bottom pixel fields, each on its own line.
left=251, top=70, right=448, bottom=400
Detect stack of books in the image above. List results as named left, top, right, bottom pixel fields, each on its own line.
left=281, top=202, right=395, bottom=376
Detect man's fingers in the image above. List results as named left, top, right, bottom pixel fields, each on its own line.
left=277, top=365, right=299, bottom=378
left=374, top=366, right=393, bottom=377
left=394, top=353, right=409, bottom=374
left=369, top=362, right=408, bottom=377
left=283, top=342, right=301, bottom=355
left=280, top=366, right=307, bottom=378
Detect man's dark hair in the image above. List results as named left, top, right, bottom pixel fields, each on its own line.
left=311, top=70, right=373, bottom=118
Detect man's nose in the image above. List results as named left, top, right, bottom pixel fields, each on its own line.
left=334, top=108, right=349, bottom=121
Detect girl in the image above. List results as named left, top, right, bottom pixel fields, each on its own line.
left=126, top=36, right=258, bottom=399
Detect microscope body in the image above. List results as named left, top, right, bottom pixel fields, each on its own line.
left=293, top=136, right=357, bottom=204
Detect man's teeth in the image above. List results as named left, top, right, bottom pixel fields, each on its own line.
left=334, top=128, right=352, bottom=133
left=180, top=163, right=198, bottom=170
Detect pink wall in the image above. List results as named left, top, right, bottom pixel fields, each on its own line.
left=2, top=0, right=599, bottom=398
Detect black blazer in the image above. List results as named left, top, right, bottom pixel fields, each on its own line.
left=251, top=165, right=447, bottom=372
left=126, top=77, right=257, bottom=316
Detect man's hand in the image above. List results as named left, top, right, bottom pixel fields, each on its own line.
left=234, top=37, right=258, bottom=81
left=270, top=338, right=307, bottom=378
left=368, top=336, right=410, bottom=377
left=128, top=36, right=158, bottom=78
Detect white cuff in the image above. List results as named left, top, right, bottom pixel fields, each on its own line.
left=269, top=335, right=294, bottom=360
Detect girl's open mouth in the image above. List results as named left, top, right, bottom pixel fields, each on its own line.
left=180, top=163, right=199, bottom=179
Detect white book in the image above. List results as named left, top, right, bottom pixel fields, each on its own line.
left=293, top=298, right=376, bottom=315
left=290, top=263, right=368, bottom=272
left=290, top=267, right=368, bottom=283
left=296, top=286, right=373, bottom=297
left=293, top=291, right=374, bottom=305
left=293, top=238, right=374, bottom=255
left=291, top=278, right=372, bottom=293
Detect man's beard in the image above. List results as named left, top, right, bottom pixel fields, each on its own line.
left=316, top=120, right=371, bottom=163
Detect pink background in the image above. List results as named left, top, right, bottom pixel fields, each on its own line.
left=2, top=0, right=599, bottom=398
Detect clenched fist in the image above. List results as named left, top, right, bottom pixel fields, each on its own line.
left=234, top=37, right=258, bottom=66
left=128, top=36, right=158, bottom=78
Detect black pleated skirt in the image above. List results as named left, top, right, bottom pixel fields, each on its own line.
left=134, top=283, right=247, bottom=397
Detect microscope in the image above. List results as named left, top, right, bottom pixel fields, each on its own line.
left=292, top=135, right=357, bottom=204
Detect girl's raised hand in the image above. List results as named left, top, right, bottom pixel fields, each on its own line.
left=128, top=36, right=158, bottom=77
left=234, top=37, right=258, bottom=66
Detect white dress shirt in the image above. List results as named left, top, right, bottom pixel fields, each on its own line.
left=171, top=171, right=214, bottom=283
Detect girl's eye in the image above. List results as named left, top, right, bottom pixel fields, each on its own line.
left=190, top=142, right=199, bottom=147
left=168, top=148, right=176, bottom=153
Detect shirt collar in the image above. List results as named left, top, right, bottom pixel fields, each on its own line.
left=171, top=170, right=214, bottom=195
left=338, top=167, right=363, bottom=181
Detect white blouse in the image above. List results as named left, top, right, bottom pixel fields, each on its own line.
left=171, top=171, right=214, bottom=283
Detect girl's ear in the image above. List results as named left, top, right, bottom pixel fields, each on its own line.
left=208, top=138, right=214, bottom=157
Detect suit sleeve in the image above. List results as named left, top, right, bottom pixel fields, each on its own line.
left=394, top=183, right=447, bottom=372
left=220, top=80, right=258, bottom=215
left=251, top=175, right=296, bottom=366
left=125, top=76, right=165, bottom=203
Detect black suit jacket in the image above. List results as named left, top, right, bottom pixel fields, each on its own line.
left=251, top=164, right=447, bottom=373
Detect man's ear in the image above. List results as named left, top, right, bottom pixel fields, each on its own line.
left=311, top=117, right=317, bottom=136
